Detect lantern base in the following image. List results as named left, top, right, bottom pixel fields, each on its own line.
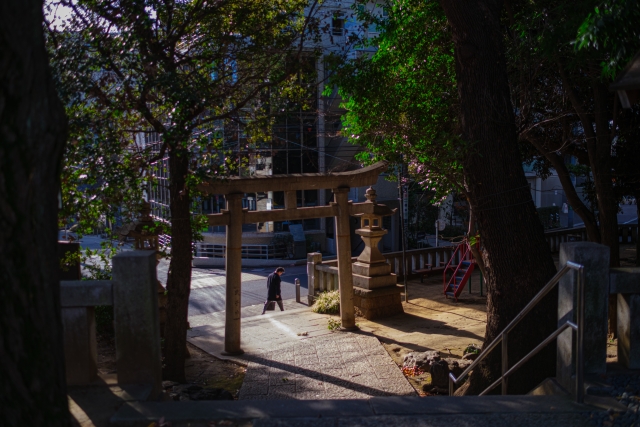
left=353, top=285, right=404, bottom=320
left=353, top=271, right=397, bottom=289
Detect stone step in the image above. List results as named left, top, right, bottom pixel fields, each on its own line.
left=111, top=395, right=603, bottom=426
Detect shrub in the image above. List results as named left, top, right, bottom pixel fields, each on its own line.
left=312, top=290, right=340, bottom=314
left=327, top=318, right=342, bottom=330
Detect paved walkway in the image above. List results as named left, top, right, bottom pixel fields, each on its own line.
left=239, top=335, right=415, bottom=400
left=187, top=304, right=334, bottom=358
left=187, top=304, right=416, bottom=400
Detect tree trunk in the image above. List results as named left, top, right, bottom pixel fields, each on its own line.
left=559, top=65, right=620, bottom=267
left=0, top=1, right=70, bottom=425
left=440, top=0, right=558, bottom=395
left=636, top=192, right=640, bottom=267
left=521, top=132, right=601, bottom=243
left=163, top=148, right=193, bottom=382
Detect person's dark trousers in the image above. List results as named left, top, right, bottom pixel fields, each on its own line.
left=262, top=299, right=284, bottom=314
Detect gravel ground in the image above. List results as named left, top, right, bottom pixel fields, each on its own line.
left=586, top=373, right=640, bottom=426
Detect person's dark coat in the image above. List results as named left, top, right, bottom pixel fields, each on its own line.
left=266, top=272, right=282, bottom=301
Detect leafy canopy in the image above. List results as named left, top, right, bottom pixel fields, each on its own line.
left=327, top=0, right=462, bottom=203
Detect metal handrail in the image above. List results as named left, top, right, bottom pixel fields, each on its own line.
left=448, top=261, right=585, bottom=403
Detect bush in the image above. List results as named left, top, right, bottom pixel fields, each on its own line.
left=312, top=290, right=340, bottom=314
left=327, top=318, right=342, bottom=330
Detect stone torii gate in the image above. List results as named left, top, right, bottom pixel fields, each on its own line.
left=198, top=161, right=388, bottom=355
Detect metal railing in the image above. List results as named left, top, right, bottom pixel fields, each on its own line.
left=448, top=261, right=585, bottom=403
left=193, top=242, right=289, bottom=260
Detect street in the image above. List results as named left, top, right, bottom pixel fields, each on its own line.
left=156, top=262, right=309, bottom=317
left=73, top=235, right=309, bottom=318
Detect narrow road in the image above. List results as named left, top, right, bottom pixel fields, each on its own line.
left=156, top=262, right=309, bottom=317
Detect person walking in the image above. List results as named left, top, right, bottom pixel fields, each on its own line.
left=262, top=267, right=285, bottom=314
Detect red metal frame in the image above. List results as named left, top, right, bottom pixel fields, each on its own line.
left=443, top=240, right=476, bottom=301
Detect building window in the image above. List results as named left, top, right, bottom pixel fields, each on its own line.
left=332, top=13, right=344, bottom=36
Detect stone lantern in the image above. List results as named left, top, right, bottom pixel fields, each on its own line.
left=351, top=187, right=404, bottom=319
left=128, top=201, right=161, bottom=250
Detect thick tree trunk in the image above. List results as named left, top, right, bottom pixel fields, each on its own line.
left=163, top=148, right=193, bottom=382
left=636, top=193, right=640, bottom=267
left=440, top=0, right=558, bottom=395
left=0, top=1, right=70, bottom=425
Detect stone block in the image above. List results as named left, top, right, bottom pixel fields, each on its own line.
left=352, top=285, right=403, bottom=319
left=557, top=242, right=609, bottom=394
left=60, top=280, right=113, bottom=307
left=352, top=273, right=397, bottom=290
left=112, top=251, right=162, bottom=398
left=307, top=252, right=322, bottom=305
left=352, top=261, right=391, bottom=277
left=618, top=293, right=640, bottom=369
left=62, top=307, right=97, bottom=385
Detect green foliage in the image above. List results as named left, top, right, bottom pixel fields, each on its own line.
left=576, top=0, right=640, bottom=78
left=327, top=0, right=463, bottom=203
left=327, top=317, right=342, bottom=331
left=463, top=344, right=481, bottom=355
left=47, top=0, right=317, bottom=247
left=312, top=290, right=340, bottom=314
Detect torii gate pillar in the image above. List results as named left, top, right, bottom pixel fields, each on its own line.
left=334, top=188, right=357, bottom=330
left=223, top=193, right=244, bottom=355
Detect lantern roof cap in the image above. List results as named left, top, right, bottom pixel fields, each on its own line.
left=353, top=187, right=396, bottom=217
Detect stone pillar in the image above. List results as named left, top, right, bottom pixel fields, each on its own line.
left=61, top=280, right=112, bottom=386
left=112, top=251, right=162, bottom=398
left=334, top=188, right=356, bottom=330
left=307, top=252, right=322, bottom=305
left=224, top=193, right=244, bottom=355
left=557, top=242, right=609, bottom=393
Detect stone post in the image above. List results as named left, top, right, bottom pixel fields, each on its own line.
left=60, top=279, right=112, bottom=385
left=307, top=252, right=322, bottom=305
left=557, top=242, right=609, bottom=393
left=224, top=193, right=244, bottom=355
left=112, top=251, right=162, bottom=398
left=333, top=188, right=356, bottom=330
